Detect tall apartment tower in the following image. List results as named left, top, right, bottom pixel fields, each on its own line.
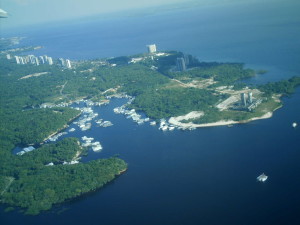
left=184, top=54, right=190, bottom=66
left=15, top=56, right=20, bottom=64
left=34, top=57, right=40, bottom=66
left=66, top=59, right=72, bottom=69
left=176, top=57, right=186, bottom=71
left=39, top=56, right=45, bottom=64
left=147, top=44, right=157, bottom=54
left=248, top=92, right=253, bottom=104
left=59, top=58, right=65, bottom=67
left=48, top=57, right=53, bottom=65
left=241, top=93, right=247, bottom=106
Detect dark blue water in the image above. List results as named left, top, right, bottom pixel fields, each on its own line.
left=1, top=1, right=300, bottom=224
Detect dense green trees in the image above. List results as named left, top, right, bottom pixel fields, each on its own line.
left=1, top=143, right=127, bottom=215
left=1, top=49, right=299, bottom=215
left=259, top=76, right=300, bottom=96
left=167, top=62, right=255, bottom=84
left=0, top=58, right=128, bottom=215
left=132, top=87, right=226, bottom=119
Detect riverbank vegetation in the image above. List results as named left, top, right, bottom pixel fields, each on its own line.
left=1, top=47, right=299, bottom=214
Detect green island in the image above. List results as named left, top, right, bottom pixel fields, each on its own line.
left=1, top=38, right=300, bottom=215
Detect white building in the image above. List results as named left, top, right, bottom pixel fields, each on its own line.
left=15, top=56, right=20, bottom=64
left=147, top=44, right=157, bottom=53
left=59, top=58, right=65, bottom=67
left=48, top=57, right=53, bottom=65
left=34, top=57, right=40, bottom=66
left=20, top=57, right=25, bottom=65
left=248, top=92, right=253, bottom=104
left=66, top=59, right=72, bottom=69
left=39, top=56, right=45, bottom=64
left=44, top=55, right=49, bottom=63
left=28, top=55, right=35, bottom=64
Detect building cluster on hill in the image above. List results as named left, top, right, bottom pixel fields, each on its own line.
left=6, top=53, right=72, bottom=69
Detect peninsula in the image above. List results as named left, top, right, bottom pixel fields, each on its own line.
left=0, top=40, right=299, bottom=215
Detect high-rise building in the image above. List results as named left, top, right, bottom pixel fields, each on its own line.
left=23, top=56, right=29, bottom=64
left=147, top=44, right=157, bottom=54
left=59, top=58, right=65, bottom=67
left=241, top=93, right=247, bottom=106
left=15, top=56, right=20, bottom=64
left=28, top=55, right=35, bottom=64
left=34, top=57, right=40, bottom=66
left=44, top=55, right=49, bottom=63
left=19, top=57, right=26, bottom=65
left=39, top=56, right=45, bottom=64
left=66, top=59, right=72, bottom=69
left=184, top=54, right=190, bottom=66
left=248, top=92, right=253, bottom=104
left=176, top=57, right=186, bottom=71
left=48, top=57, right=53, bottom=65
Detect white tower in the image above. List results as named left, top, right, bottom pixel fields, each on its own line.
left=66, top=59, right=72, bottom=69
left=48, top=57, right=53, bottom=65
left=147, top=44, right=157, bottom=54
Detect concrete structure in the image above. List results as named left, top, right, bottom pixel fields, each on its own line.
left=66, top=59, right=72, bottom=69
left=48, top=57, right=53, bottom=65
left=59, top=58, right=65, bottom=67
left=43, top=55, right=49, bottom=63
left=34, top=57, right=39, bottom=66
left=28, top=55, right=35, bottom=64
left=15, top=56, right=20, bottom=64
left=248, top=92, right=253, bottom=104
left=20, top=57, right=25, bottom=65
left=39, top=56, right=45, bottom=64
left=147, top=44, right=157, bottom=53
left=241, top=93, right=247, bottom=106
left=184, top=54, right=190, bottom=66
left=176, top=57, right=186, bottom=71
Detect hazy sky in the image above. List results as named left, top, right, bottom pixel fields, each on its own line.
left=1, top=0, right=288, bottom=30
left=0, top=0, right=252, bottom=29
left=0, top=0, right=189, bottom=29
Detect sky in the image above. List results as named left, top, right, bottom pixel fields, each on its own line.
left=0, top=0, right=250, bottom=29
left=0, top=0, right=186, bottom=29
left=0, top=0, right=291, bottom=30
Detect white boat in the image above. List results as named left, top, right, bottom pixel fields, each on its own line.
left=257, top=173, right=268, bottom=182
left=92, top=144, right=103, bottom=152
left=161, top=126, right=168, bottom=131
left=169, top=126, right=175, bottom=131
left=150, top=121, right=156, bottom=126
left=292, top=122, right=297, bottom=128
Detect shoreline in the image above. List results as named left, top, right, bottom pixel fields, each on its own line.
left=169, top=106, right=283, bottom=129
left=41, top=111, right=82, bottom=144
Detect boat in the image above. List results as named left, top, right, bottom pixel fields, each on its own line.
left=150, top=121, right=156, bottom=126
left=169, top=126, right=175, bottom=131
left=257, top=173, right=268, bottom=182
left=292, top=122, right=297, bottom=128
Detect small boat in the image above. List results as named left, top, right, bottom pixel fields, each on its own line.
left=257, top=173, right=268, bottom=182
left=150, top=121, right=156, bottom=126
left=292, top=122, right=297, bottom=128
